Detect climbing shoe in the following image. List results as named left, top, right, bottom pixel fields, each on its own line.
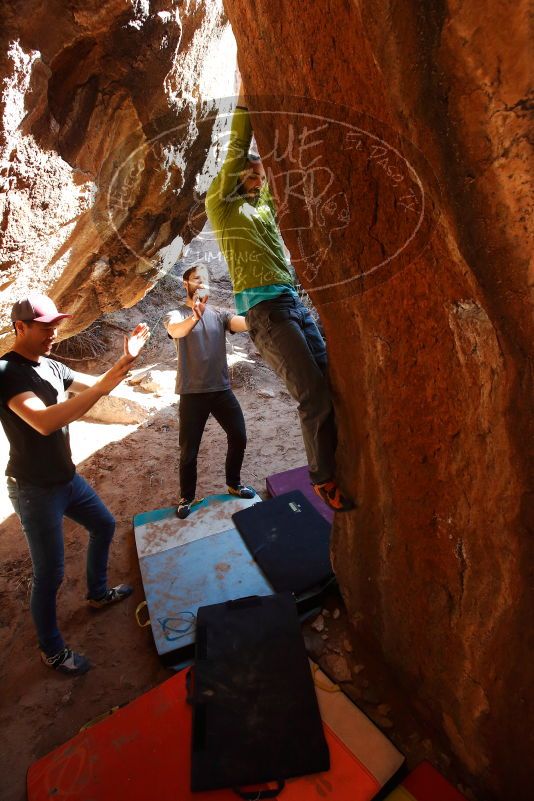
left=227, top=484, right=256, bottom=499
left=176, top=497, right=204, bottom=519
left=88, top=584, right=133, bottom=608
left=41, top=647, right=91, bottom=676
left=312, top=480, right=355, bottom=512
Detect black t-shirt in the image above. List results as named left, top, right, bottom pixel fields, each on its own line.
left=0, top=352, right=76, bottom=486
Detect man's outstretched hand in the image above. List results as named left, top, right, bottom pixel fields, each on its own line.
left=93, top=323, right=150, bottom=397
left=124, top=323, right=150, bottom=359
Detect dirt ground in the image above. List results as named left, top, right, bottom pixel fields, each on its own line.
left=0, top=272, right=474, bottom=801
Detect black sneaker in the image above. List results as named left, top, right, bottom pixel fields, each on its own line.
left=41, top=647, right=91, bottom=676
left=227, top=484, right=256, bottom=499
left=88, top=584, right=133, bottom=609
left=176, top=497, right=193, bottom=519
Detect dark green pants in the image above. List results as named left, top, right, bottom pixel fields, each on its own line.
left=246, top=293, right=337, bottom=483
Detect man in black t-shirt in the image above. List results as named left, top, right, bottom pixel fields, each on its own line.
left=0, top=294, right=149, bottom=676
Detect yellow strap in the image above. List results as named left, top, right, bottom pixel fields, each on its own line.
left=135, top=600, right=151, bottom=628
left=79, top=706, right=120, bottom=732
left=383, top=788, right=417, bottom=801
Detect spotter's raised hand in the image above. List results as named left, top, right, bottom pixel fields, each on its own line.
left=124, top=323, right=150, bottom=359
left=192, top=294, right=208, bottom=321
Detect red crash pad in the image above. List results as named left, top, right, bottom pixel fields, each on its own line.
left=384, top=760, right=467, bottom=801
left=27, top=666, right=402, bottom=801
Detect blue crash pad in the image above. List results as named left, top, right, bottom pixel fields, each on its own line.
left=133, top=492, right=267, bottom=667
left=133, top=492, right=261, bottom=558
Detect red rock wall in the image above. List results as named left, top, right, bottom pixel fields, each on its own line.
left=223, top=1, right=533, bottom=798
left=0, top=0, right=233, bottom=346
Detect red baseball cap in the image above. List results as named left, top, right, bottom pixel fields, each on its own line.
left=10, top=293, right=72, bottom=324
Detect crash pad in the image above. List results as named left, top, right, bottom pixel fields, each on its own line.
left=133, top=491, right=261, bottom=559
left=138, top=527, right=272, bottom=666
left=232, top=491, right=333, bottom=595
left=190, top=593, right=330, bottom=791
left=266, top=465, right=334, bottom=523
left=312, top=663, right=404, bottom=789
left=27, top=664, right=404, bottom=801
left=384, top=760, right=467, bottom=801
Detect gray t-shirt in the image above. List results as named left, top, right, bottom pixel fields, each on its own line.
left=163, top=303, right=234, bottom=394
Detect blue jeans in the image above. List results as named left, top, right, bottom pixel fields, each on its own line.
left=7, top=473, right=115, bottom=656
left=246, top=293, right=337, bottom=483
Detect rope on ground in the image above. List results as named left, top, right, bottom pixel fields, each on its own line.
left=158, top=612, right=196, bottom=641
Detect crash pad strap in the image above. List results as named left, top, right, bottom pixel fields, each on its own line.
left=234, top=781, right=285, bottom=799
left=135, top=600, right=151, bottom=627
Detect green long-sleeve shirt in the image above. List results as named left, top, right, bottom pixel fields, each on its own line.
left=205, top=107, right=295, bottom=306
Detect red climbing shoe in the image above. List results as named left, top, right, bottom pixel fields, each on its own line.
left=312, top=480, right=355, bottom=512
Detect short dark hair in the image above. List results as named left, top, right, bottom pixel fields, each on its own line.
left=182, top=264, right=207, bottom=282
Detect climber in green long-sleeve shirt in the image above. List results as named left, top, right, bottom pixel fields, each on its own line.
left=206, top=84, right=354, bottom=513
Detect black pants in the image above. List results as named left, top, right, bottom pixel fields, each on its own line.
left=179, top=389, right=247, bottom=500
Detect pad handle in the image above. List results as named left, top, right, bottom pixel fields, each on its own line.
left=233, top=781, right=285, bottom=799
left=134, top=600, right=151, bottom=628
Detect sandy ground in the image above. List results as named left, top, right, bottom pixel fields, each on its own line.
left=0, top=273, right=474, bottom=801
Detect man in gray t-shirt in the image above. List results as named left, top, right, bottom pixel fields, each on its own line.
left=164, top=264, right=254, bottom=518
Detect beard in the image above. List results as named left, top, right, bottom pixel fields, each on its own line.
left=187, top=287, right=208, bottom=301
left=246, top=187, right=261, bottom=204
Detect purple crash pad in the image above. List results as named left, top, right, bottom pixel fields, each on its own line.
left=266, top=466, right=334, bottom=524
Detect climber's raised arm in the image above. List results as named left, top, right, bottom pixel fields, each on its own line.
left=205, top=82, right=253, bottom=214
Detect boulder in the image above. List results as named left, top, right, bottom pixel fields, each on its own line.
left=131, top=368, right=176, bottom=396
left=82, top=393, right=148, bottom=425
left=0, top=0, right=236, bottom=350
left=222, top=1, right=533, bottom=798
